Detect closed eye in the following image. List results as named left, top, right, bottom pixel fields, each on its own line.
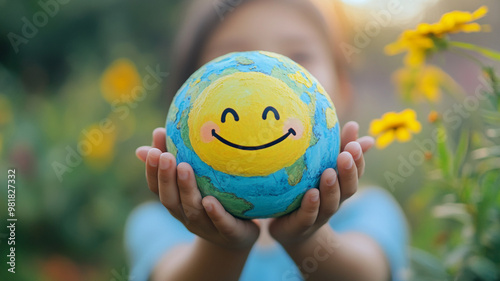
left=262, top=106, right=280, bottom=120
left=221, top=108, right=239, bottom=123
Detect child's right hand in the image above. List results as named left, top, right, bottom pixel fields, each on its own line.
left=136, top=128, right=260, bottom=250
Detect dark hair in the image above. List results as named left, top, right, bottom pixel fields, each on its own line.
left=166, top=0, right=351, bottom=104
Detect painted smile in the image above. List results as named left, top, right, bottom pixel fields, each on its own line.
left=211, top=128, right=297, bottom=151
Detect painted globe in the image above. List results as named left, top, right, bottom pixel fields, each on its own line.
left=166, top=51, right=340, bottom=219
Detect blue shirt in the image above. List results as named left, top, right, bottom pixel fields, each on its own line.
left=124, top=187, right=409, bottom=281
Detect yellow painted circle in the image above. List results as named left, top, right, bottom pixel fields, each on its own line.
left=188, top=72, right=312, bottom=176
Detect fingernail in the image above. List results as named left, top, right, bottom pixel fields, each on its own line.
left=347, top=142, right=362, bottom=161
left=326, top=176, right=336, bottom=186
left=178, top=169, right=188, bottom=180
left=159, top=155, right=170, bottom=170
left=354, top=147, right=362, bottom=161
left=311, top=192, right=319, bottom=202
left=149, top=156, right=158, bottom=167
left=359, top=136, right=374, bottom=145
left=345, top=158, right=354, bottom=170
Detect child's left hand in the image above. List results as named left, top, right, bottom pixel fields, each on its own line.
left=269, top=121, right=374, bottom=246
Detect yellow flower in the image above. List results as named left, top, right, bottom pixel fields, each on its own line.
left=393, top=65, right=454, bottom=103
left=385, top=30, right=434, bottom=66
left=369, top=109, right=422, bottom=149
left=100, top=58, right=141, bottom=104
left=81, top=123, right=117, bottom=170
left=385, top=6, right=488, bottom=66
left=429, top=6, right=488, bottom=35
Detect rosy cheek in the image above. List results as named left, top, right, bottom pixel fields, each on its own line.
left=284, top=118, right=304, bottom=140
left=200, top=121, right=219, bottom=143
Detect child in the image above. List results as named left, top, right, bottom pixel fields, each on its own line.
left=127, top=0, right=408, bottom=280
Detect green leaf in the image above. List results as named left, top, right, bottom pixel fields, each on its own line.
left=465, top=256, right=499, bottom=281
left=479, top=170, right=500, bottom=208
left=409, top=248, right=449, bottom=281
left=454, top=128, right=469, bottom=176
left=480, top=109, right=500, bottom=124
left=481, top=223, right=500, bottom=263
left=436, top=125, right=452, bottom=179
left=476, top=170, right=500, bottom=239
left=444, top=244, right=471, bottom=269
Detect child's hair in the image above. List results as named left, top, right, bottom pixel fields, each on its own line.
left=167, top=0, right=352, bottom=102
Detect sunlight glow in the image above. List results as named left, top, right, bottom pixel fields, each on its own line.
left=340, top=0, right=442, bottom=26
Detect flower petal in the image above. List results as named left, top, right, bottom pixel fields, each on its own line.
left=385, top=42, right=405, bottom=55
left=376, top=130, right=395, bottom=149
left=472, top=6, right=488, bottom=20
left=395, top=127, right=412, bottom=142
left=453, top=23, right=482, bottom=33
left=407, top=119, right=422, bottom=133
left=401, top=108, right=417, bottom=120
left=369, top=119, right=385, bottom=136
left=417, top=23, right=433, bottom=34
left=405, top=49, right=426, bottom=67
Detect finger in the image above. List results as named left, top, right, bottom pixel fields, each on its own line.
left=202, top=196, right=253, bottom=242
left=316, top=168, right=340, bottom=225
left=177, top=163, right=206, bottom=223
left=357, top=136, right=375, bottom=153
left=290, top=188, right=320, bottom=233
left=136, top=146, right=151, bottom=162
left=337, top=151, right=358, bottom=203
left=157, top=153, right=183, bottom=219
left=152, top=128, right=167, bottom=152
left=344, top=141, right=365, bottom=177
left=341, top=121, right=359, bottom=151
left=146, top=148, right=162, bottom=194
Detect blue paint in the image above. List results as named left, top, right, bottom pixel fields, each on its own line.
left=166, top=51, right=340, bottom=218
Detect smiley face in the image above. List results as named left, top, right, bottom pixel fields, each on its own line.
left=188, top=72, right=312, bottom=177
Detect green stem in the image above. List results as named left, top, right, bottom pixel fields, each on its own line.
left=449, top=41, right=500, bottom=62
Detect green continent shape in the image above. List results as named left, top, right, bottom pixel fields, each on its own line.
left=195, top=175, right=254, bottom=218
left=178, top=108, right=194, bottom=151
left=285, top=156, right=306, bottom=186
left=220, top=67, right=239, bottom=76
left=310, top=130, right=319, bottom=146
left=272, top=192, right=304, bottom=217
left=186, top=80, right=210, bottom=101
left=235, top=56, right=254, bottom=65
left=270, top=66, right=304, bottom=96
left=166, top=136, right=178, bottom=157
left=208, top=73, right=218, bottom=82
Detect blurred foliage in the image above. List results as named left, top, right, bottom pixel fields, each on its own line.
left=0, top=0, right=182, bottom=280
left=408, top=68, right=500, bottom=281
left=381, top=6, right=500, bottom=280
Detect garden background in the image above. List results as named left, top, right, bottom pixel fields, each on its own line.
left=0, top=0, right=499, bottom=280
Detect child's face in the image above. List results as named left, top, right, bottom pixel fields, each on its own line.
left=199, top=0, right=347, bottom=114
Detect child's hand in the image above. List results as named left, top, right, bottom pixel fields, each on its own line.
left=136, top=128, right=260, bottom=250
left=268, top=121, right=374, bottom=246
